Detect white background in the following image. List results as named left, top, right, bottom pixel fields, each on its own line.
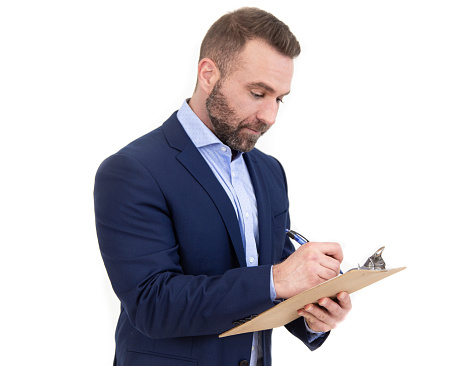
left=1, top=1, right=470, bottom=365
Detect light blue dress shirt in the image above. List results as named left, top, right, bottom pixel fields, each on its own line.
left=177, top=100, right=322, bottom=365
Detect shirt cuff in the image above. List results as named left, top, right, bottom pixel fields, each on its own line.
left=304, top=318, right=325, bottom=341
left=269, top=265, right=277, bottom=302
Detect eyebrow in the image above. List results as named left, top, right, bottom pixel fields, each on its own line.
left=247, top=82, right=291, bottom=97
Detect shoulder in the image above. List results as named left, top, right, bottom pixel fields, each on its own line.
left=97, top=111, right=187, bottom=171
left=117, top=112, right=181, bottom=162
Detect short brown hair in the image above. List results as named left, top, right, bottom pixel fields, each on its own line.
left=199, top=7, right=301, bottom=77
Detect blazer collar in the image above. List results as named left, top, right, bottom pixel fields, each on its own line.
left=162, top=114, right=247, bottom=267
left=243, top=152, right=273, bottom=266
left=162, top=113, right=274, bottom=267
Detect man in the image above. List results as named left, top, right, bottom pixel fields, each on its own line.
left=94, top=7, right=351, bottom=366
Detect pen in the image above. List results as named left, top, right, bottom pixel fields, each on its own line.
left=285, top=228, right=343, bottom=274
left=285, top=229, right=309, bottom=245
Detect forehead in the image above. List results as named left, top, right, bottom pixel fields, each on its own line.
left=226, top=39, right=294, bottom=94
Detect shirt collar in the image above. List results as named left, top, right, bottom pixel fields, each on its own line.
left=177, top=99, right=244, bottom=160
left=177, top=99, right=223, bottom=149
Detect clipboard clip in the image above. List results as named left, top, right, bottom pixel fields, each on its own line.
left=358, top=246, right=386, bottom=270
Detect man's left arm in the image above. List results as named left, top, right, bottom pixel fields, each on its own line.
left=299, top=291, right=352, bottom=334
left=273, top=275, right=352, bottom=350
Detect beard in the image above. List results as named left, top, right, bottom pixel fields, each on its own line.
left=205, top=81, right=271, bottom=153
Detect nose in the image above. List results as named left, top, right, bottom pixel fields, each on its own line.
left=257, top=99, right=279, bottom=126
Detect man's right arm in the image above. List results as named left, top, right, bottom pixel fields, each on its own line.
left=94, top=153, right=274, bottom=339
left=272, top=241, right=342, bottom=299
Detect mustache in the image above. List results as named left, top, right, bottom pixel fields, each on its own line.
left=239, top=119, right=270, bottom=134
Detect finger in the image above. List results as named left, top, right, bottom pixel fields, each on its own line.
left=319, top=255, right=341, bottom=276
left=301, top=313, right=331, bottom=333
left=303, top=303, right=336, bottom=328
left=316, top=264, right=339, bottom=281
left=298, top=306, right=333, bottom=333
left=317, top=297, right=344, bottom=319
left=318, top=295, right=350, bottom=322
left=337, top=292, right=352, bottom=311
left=316, top=242, right=343, bottom=263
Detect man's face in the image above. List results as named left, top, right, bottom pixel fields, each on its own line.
left=205, top=39, right=294, bottom=152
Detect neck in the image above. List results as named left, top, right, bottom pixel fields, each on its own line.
left=188, top=93, right=213, bottom=132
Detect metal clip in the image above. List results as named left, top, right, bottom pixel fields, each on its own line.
left=358, top=246, right=386, bottom=270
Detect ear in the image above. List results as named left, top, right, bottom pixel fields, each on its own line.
left=197, top=58, right=221, bottom=95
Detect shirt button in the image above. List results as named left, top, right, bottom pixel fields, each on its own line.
left=221, top=146, right=227, bottom=152
left=245, top=212, right=249, bottom=219
left=249, top=257, right=255, bottom=263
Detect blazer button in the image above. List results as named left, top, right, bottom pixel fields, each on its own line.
left=239, top=360, right=249, bottom=366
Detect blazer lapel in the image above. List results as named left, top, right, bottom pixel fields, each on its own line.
left=244, top=152, right=273, bottom=266
left=162, top=114, right=247, bottom=267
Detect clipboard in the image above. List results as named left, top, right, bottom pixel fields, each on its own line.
left=219, top=266, right=406, bottom=338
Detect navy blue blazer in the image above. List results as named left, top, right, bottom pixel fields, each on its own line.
left=94, top=112, right=328, bottom=366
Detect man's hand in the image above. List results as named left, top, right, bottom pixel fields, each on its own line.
left=273, top=241, right=343, bottom=299
left=298, top=292, right=352, bottom=332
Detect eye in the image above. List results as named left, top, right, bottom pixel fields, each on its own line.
left=251, top=92, right=264, bottom=99
left=276, top=98, right=284, bottom=104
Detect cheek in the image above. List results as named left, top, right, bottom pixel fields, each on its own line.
left=224, top=90, right=259, bottom=122
left=236, top=99, right=259, bottom=121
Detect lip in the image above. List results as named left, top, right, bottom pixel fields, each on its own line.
left=243, top=126, right=261, bottom=135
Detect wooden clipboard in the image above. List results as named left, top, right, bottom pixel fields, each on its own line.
left=219, top=267, right=406, bottom=338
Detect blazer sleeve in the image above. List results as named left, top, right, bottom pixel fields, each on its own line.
left=284, top=319, right=330, bottom=350
left=94, top=153, right=275, bottom=339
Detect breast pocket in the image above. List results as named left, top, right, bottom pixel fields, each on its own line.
left=272, top=209, right=288, bottom=231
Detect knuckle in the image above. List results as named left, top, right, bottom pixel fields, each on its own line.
left=315, top=309, right=328, bottom=322
left=332, top=242, right=341, bottom=250
left=307, top=252, right=319, bottom=263
left=305, top=245, right=319, bottom=259
left=331, top=306, right=343, bottom=318
left=305, top=265, right=320, bottom=282
left=303, top=241, right=314, bottom=250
